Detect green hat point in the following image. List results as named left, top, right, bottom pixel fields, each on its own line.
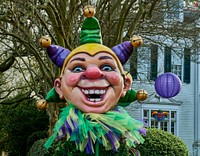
left=45, top=87, right=66, bottom=103
left=80, top=17, right=102, bottom=45
left=118, top=89, right=137, bottom=107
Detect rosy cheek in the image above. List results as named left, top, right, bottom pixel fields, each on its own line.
left=65, top=74, right=80, bottom=86
left=105, top=73, right=121, bottom=85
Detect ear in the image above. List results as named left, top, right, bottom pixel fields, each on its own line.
left=54, top=77, right=65, bottom=99
left=121, top=75, right=132, bottom=97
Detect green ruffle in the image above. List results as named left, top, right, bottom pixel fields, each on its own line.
left=44, top=104, right=145, bottom=153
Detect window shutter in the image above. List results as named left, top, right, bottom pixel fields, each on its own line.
left=150, top=45, right=158, bottom=80
left=184, top=48, right=190, bottom=83
left=164, top=47, right=171, bottom=72
left=130, top=48, right=137, bottom=79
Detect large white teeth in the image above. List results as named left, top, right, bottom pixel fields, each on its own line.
left=81, top=89, right=106, bottom=102
left=89, top=90, right=94, bottom=94
left=89, top=98, right=101, bottom=102
left=82, top=89, right=106, bottom=95
left=84, top=90, right=89, bottom=94
left=100, top=90, right=104, bottom=94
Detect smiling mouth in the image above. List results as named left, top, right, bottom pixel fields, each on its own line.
left=81, top=88, right=106, bottom=102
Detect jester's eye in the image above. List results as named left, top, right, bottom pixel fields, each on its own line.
left=72, top=66, right=85, bottom=73
left=101, top=64, right=114, bottom=71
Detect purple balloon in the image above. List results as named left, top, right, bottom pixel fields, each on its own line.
left=154, top=72, right=182, bottom=98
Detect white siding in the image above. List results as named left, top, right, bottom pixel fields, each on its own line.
left=125, top=62, right=197, bottom=155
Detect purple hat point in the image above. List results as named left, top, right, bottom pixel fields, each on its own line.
left=47, top=45, right=70, bottom=68
left=112, top=41, right=133, bottom=65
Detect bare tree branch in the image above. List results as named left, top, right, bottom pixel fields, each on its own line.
left=0, top=55, right=15, bottom=72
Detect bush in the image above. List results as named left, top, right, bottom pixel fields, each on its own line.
left=136, top=128, right=188, bottom=156
left=28, top=139, right=140, bottom=156
left=27, top=131, right=47, bottom=150
left=27, top=139, right=50, bottom=156
left=0, top=99, right=49, bottom=156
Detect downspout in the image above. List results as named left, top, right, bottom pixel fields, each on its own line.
left=193, top=62, right=200, bottom=156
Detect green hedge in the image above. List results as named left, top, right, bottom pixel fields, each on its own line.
left=27, top=139, right=49, bottom=156
left=136, top=128, right=189, bottom=156
left=28, top=128, right=189, bottom=156
left=0, top=99, right=49, bottom=156
left=27, top=139, right=140, bottom=156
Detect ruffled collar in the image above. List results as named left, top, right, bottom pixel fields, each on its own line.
left=44, top=104, right=145, bottom=154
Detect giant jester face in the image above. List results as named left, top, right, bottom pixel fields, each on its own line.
left=54, top=52, right=130, bottom=113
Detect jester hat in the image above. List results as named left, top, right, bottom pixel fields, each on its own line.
left=40, top=5, right=143, bottom=104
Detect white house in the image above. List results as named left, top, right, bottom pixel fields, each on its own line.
left=125, top=1, right=200, bottom=155
left=126, top=52, right=198, bottom=156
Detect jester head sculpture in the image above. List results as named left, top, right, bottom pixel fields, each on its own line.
left=39, top=5, right=146, bottom=154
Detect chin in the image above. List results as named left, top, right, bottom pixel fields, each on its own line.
left=78, top=105, right=115, bottom=114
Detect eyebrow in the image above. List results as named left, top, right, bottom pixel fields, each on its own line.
left=70, top=55, right=113, bottom=63
left=70, top=57, right=86, bottom=62
left=98, top=56, right=113, bottom=60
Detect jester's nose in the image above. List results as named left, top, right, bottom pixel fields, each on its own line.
left=82, top=66, right=105, bottom=79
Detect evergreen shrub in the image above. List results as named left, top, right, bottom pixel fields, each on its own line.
left=136, top=128, right=188, bottom=156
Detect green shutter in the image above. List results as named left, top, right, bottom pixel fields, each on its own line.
left=150, top=45, right=158, bottom=80
left=164, top=47, right=171, bottom=72
left=130, top=48, right=137, bottom=79
left=184, top=48, right=190, bottom=83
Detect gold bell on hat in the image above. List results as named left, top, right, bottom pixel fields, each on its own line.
left=83, top=5, right=95, bottom=18
left=39, top=35, right=51, bottom=48
left=36, top=99, right=48, bottom=110
left=131, top=35, right=143, bottom=48
left=136, top=89, right=148, bottom=101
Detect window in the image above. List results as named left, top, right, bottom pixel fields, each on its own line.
left=143, top=109, right=177, bottom=135
left=130, top=45, right=190, bottom=83
left=164, top=0, right=184, bottom=22
left=137, top=47, right=151, bottom=80
left=172, top=65, right=182, bottom=78
left=164, top=46, right=191, bottom=83
left=130, top=45, right=158, bottom=81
